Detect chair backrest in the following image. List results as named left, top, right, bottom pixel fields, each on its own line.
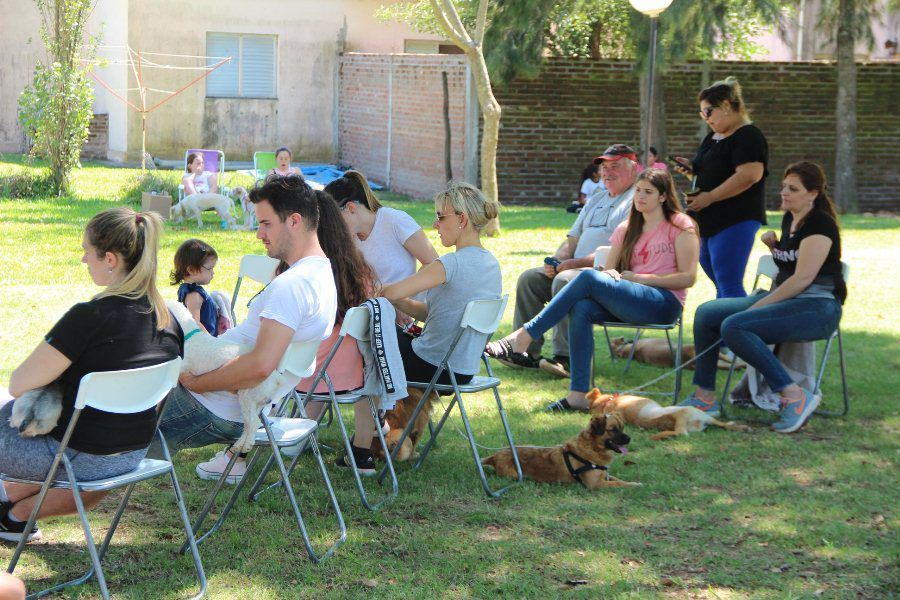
left=253, top=151, right=277, bottom=181
left=841, top=261, right=850, bottom=281
left=339, top=306, right=371, bottom=342
left=459, top=295, right=509, bottom=335
left=184, top=149, right=225, bottom=186
left=592, top=245, right=612, bottom=270
left=74, top=358, right=182, bottom=413
left=755, top=255, right=778, bottom=281
left=277, top=339, right=321, bottom=380
left=237, top=254, right=280, bottom=285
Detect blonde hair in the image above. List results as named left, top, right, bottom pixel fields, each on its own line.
left=86, top=207, right=170, bottom=329
left=434, top=181, right=499, bottom=232
left=699, top=76, right=750, bottom=122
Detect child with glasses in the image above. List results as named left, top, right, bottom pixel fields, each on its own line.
left=170, top=239, right=221, bottom=336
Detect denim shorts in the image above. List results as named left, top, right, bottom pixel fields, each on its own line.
left=0, top=401, right=146, bottom=482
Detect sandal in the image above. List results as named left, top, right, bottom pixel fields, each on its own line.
left=485, top=338, right=540, bottom=369
left=485, top=338, right=516, bottom=359
left=546, top=398, right=589, bottom=413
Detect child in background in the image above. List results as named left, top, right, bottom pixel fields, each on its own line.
left=568, top=163, right=604, bottom=213
left=171, top=239, right=220, bottom=336
left=270, top=147, right=303, bottom=178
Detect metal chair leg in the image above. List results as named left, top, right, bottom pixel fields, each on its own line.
left=456, top=389, right=522, bottom=498
left=377, top=370, right=442, bottom=484
left=672, top=319, right=684, bottom=404
left=64, top=460, right=111, bottom=600
left=333, top=395, right=397, bottom=511
left=180, top=448, right=249, bottom=552
left=814, top=329, right=850, bottom=417
left=623, top=328, right=643, bottom=374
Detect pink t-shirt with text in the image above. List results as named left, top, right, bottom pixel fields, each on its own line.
left=609, top=212, right=695, bottom=305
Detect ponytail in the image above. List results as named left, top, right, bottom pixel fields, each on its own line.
left=324, top=170, right=382, bottom=212
left=314, top=190, right=379, bottom=319
left=87, top=207, right=170, bottom=329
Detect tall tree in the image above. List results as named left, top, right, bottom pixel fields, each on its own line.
left=18, top=0, right=97, bottom=196
left=834, top=0, right=859, bottom=212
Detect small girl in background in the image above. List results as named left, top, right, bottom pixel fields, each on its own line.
left=568, top=162, right=604, bottom=213
left=171, top=239, right=221, bottom=336
left=270, top=147, right=303, bottom=178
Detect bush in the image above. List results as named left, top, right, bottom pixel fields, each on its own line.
left=119, top=171, right=181, bottom=206
left=0, top=170, right=56, bottom=198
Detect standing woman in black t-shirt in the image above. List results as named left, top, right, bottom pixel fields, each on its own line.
left=673, top=77, right=768, bottom=299
left=678, top=162, right=845, bottom=434
left=0, top=208, right=182, bottom=542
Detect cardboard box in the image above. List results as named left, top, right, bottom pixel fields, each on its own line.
left=141, top=192, right=172, bottom=219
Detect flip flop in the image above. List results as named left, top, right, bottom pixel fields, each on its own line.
left=546, top=398, right=589, bottom=413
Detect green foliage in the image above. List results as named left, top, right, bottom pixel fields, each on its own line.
left=18, top=0, right=98, bottom=197
left=0, top=169, right=56, bottom=199
left=119, top=170, right=182, bottom=206
left=816, top=0, right=881, bottom=49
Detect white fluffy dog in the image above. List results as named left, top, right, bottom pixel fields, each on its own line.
left=232, top=186, right=256, bottom=229
left=171, top=192, right=236, bottom=228
left=167, top=300, right=294, bottom=454
left=8, top=383, right=63, bottom=437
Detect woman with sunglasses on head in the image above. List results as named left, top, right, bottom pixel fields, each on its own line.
left=672, top=77, right=768, bottom=300
left=486, top=169, right=699, bottom=412
left=679, top=162, right=846, bottom=433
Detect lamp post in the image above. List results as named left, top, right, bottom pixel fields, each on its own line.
left=629, top=0, right=673, bottom=167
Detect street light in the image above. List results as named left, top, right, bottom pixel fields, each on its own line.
left=629, top=0, right=673, bottom=167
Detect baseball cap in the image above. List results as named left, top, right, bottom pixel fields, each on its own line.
left=593, top=144, right=638, bottom=164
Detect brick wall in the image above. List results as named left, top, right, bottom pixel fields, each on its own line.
left=338, top=55, right=900, bottom=212
left=81, top=113, right=108, bottom=160
left=338, top=53, right=468, bottom=200
left=495, top=58, right=900, bottom=212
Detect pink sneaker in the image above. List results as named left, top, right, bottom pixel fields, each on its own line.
left=195, top=450, right=246, bottom=484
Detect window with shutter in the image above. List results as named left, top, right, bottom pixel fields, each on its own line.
left=206, top=33, right=277, bottom=99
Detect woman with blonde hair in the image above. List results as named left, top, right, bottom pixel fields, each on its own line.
left=382, top=181, right=501, bottom=386
left=488, top=169, right=700, bottom=412
left=0, top=208, right=182, bottom=542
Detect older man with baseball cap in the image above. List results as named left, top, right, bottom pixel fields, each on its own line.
left=495, top=144, right=638, bottom=377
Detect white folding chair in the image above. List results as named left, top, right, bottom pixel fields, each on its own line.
left=247, top=306, right=399, bottom=511
left=3, top=359, right=207, bottom=600
left=378, top=296, right=523, bottom=498
left=230, top=254, right=280, bottom=324
left=718, top=258, right=850, bottom=418
left=182, top=339, right=346, bottom=564
left=590, top=246, right=685, bottom=403
left=178, top=149, right=229, bottom=202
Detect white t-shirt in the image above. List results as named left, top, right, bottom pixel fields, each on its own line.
left=580, top=178, right=604, bottom=198
left=357, top=207, right=422, bottom=285
left=192, top=255, right=337, bottom=422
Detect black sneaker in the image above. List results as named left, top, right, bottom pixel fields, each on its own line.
left=336, top=445, right=377, bottom=477
left=539, top=355, right=571, bottom=378
left=0, top=502, right=42, bottom=543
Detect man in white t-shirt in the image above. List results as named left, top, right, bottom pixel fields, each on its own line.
left=155, top=175, right=337, bottom=483
left=500, top=144, right=637, bottom=378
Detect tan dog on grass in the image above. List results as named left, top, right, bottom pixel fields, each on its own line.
left=609, top=337, right=741, bottom=370
left=586, top=388, right=750, bottom=440
left=482, top=413, right=639, bottom=489
left=370, top=388, right=438, bottom=462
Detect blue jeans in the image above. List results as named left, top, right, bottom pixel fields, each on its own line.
left=692, top=292, right=842, bottom=393
left=699, top=219, right=760, bottom=298
left=524, top=270, right=683, bottom=393
left=147, top=384, right=244, bottom=458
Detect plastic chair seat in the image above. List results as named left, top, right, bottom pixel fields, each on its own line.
left=253, top=417, right=318, bottom=447
left=1, top=459, right=173, bottom=492
left=407, top=375, right=501, bottom=394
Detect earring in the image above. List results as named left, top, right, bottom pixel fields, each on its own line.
left=108, top=268, right=113, bottom=273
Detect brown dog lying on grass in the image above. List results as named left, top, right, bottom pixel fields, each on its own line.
left=482, top=413, right=639, bottom=489
left=586, top=388, right=750, bottom=440
left=609, top=337, right=741, bottom=370
left=370, top=388, right=438, bottom=462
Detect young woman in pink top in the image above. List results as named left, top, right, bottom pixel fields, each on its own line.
left=487, top=168, right=699, bottom=411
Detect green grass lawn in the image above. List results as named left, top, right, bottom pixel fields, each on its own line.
left=1, top=155, right=897, bottom=599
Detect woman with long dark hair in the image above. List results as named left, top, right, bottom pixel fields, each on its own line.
left=487, top=169, right=700, bottom=412
left=679, top=162, right=846, bottom=433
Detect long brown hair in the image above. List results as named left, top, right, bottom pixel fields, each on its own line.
left=782, top=161, right=840, bottom=227
left=314, top=190, right=378, bottom=319
left=324, top=170, right=383, bottom=212
left=615, top=168, right=692, bottom=272
left=86, top=207, right=170, bottom=329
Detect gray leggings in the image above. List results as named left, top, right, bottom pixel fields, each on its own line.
left=0, top=401, right=147, bottom=483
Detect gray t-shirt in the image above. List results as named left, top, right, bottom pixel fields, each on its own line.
left=568, top=185, right=635, bottom=258
left=412, top=247, right=502, bottom=375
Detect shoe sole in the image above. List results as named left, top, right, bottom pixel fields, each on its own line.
left=195, top=465, right=243, bottom=485
left=772, top=394, right=821, bottom=433
left=0, top=529, right=42, bottom=542
left=539, top=359, right=570, bottom=379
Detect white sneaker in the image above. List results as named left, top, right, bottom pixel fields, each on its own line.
left=195, top=450, right=246, bottom=484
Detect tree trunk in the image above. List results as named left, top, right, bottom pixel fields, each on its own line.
left=638, top=67, right=667, bottom=162
left=834, top=0, right=858, bottom=213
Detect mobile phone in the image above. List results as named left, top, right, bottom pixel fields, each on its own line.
left=684, top=189, right=701, bottom=197
left=668, top=155, right=691, bottom=168
left=544, top=256, right=561, bottom=268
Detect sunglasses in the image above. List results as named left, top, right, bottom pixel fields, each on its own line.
left=699, top=106, right=715, bottom=119
left=434, top=211, right=461, bottom=222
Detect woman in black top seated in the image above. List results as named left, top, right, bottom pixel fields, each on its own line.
left=678, top=162, right=846, bottom=434
left=0, top=208, right=182, bottom=542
